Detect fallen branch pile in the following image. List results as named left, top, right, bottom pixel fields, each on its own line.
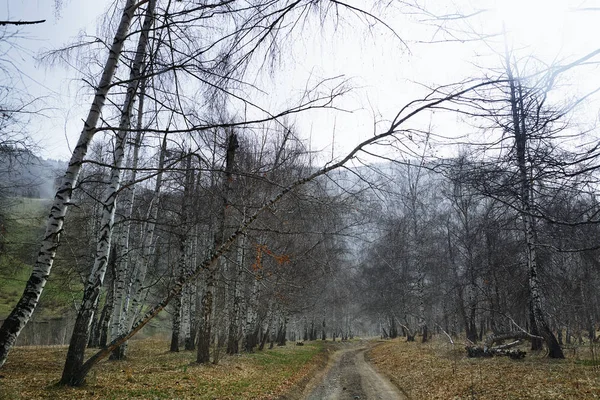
left=465, top=331, right=539, bottom=359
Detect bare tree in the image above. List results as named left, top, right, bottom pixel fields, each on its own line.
left=0, top=0, right=142, bottom=368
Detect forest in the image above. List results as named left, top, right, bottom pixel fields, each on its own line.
left=1, top=0, right=600, bottom=398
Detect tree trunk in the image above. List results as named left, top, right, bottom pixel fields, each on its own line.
left=97, top=256, right=117, bottom=348
left=97, top=280, right=114, bottom=348
left=227, top=236, right=245, bottom=355
left=198, top=132, right=238, bottom=362
left=185, top=280, right=198, bottom=351
left=170, top=292, right=182, bottom=352
left=0, top=0, right=140, bottom=369
left=528, top=299, right=543, bottom=350
left=110, top=223, right=129, bottom=357
left=87, top=315, right=99, bottom=348
left=506, top=57, right=564, bottom=359
left=196, top=272, right=214, bottom=363
left=185, top=231, right=200, bottom=351
left=171, top=154, right=194, bottom=352
left=276, top=316, right=287, bottom=346
left=127, top=132, right=167, bottom=329
left=60, top=0, right=156, bottom=385
left=110, top=90, right=146, bottom=360
left=244, top=274, right=259, bottom=352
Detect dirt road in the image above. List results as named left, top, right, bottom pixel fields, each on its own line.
left=301, top=343, right=406, bottom=400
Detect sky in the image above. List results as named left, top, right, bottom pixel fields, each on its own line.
left=2, top=0, right=600, bottom=162
left=1, top=0, right=111, bottom=159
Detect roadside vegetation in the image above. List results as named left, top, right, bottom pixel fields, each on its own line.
left=369, top=337, right=600, bottom=399
left=0, top=338, right=325, bottom=399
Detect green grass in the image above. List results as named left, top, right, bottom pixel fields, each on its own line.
left=253, top=344, right=319, bottom=366
left=8, top=197, right=49, bottom=225
left=0, top=259, right=30, bottom=316
left=0, top=197, right=80, bottom=320
left=576, top=359, right=600, bottom=367
left=0, top=253, right=80, bottom=320
left=1, top=338, right=326, bottom=399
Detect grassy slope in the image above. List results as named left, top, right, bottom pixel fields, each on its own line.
left=0, top=339, right=325, bottom=399
left=0, top=198, right=79, bottom=319
left=368, top=337, right=600, bottom=399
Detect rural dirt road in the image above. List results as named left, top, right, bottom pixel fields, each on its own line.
left=301, top=342, right=406, bottom=400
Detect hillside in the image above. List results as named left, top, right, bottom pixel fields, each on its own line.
left=0, top=197, right=79, bottom=344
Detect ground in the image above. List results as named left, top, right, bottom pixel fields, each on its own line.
left=300, top=340, right=405, bottom=399
left=1, top=336, right=600, bottom=399
left=369, top=338, right=600, bottom=399
left=0, top=338, right=325, bottom=399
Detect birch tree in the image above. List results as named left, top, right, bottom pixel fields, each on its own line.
left=0, top=0, right=141, bottom=369
left=54, top=77, right=500, bottom=385
left=440, top=54, right=600, bottom=357
left=108, top=81, right=148, bottom=359
left=504, top=58, right=564, bottom=358
left=60, top=0, right=157, bottom=384
left=196, top=130, right=238, bottom=363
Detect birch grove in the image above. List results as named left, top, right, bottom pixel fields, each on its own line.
left=4, top=0, right=600, bottom=392
left=0, top=0, right=140, bottom=368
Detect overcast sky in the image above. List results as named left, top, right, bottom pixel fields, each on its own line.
left=2, top=0, right=600, bottom=161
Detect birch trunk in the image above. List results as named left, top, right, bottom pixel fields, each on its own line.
left=184, top=279, right=197, bottom=350
left=89, top=248, right=117, bottom=348
left=110, top=222, right=128, bottom=352
left=197, top=132, right=238, bottom=363
left=185, top=227, right=199, bottom=351
left=110, top=81, right=146, bottom=360
left=170, top=153, right=194, bottom=352
left=170, top=292, right=183, bottom=352
left=97, top=272, right=115, bottom=348
left=227, top=236, right=245, bottom=354
left=506, top=58, right=564, bottom=359
left=244, top=272, right=260, bottom=352
left=417, top=275, right=428, bottom=343
left=180, top=285, right=191, bottom=348
left=127, top=132, right=167, bottom=327
left=170, top=223, right=188, bottom=353
left=0, top=0, right=140, bottom=369
left=60, top=0, right=156, bottom=385
left=196, top=271, right=214, bottom=363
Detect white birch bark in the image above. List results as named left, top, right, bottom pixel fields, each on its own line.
left=170, top=153, right=193, bottom=352
left=110, top=223, right=128, bottom=348
left=185, top=226, right=200, bottom=350
left=180, top=284, right=191, bottom=346
left=0, top=0, right=140, bottom=369
left=127, top=133, right=167, bottom=327
left=60, top=0, right=156, bottom=385
left=227, top=235, right=245, bottom=354
left=243, top=273, right=260, bottom=351
left=109, top=86, right=146, bottom=359
left=505, top=55, right=564, bottom=359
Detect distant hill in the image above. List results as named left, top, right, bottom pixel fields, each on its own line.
left=0, top=146, right=66, bottom=199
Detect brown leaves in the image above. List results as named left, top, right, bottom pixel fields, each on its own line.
left=369, top=338, right=600, bottom=399
left=0, top=338, right=324, bottom=399
left=252, top=244, right=291, bottom=271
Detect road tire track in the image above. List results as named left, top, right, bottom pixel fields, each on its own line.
left=302, top=343, right=405, bottom=400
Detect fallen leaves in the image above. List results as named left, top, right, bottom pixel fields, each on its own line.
left=368, top=338, right=600, bottom=399
left=0, top=338, right=324, bottom=399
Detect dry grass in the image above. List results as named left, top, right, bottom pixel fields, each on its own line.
left=0, top=338, right=324, bottom=399
left=368, top=337, right=600, bottom=399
